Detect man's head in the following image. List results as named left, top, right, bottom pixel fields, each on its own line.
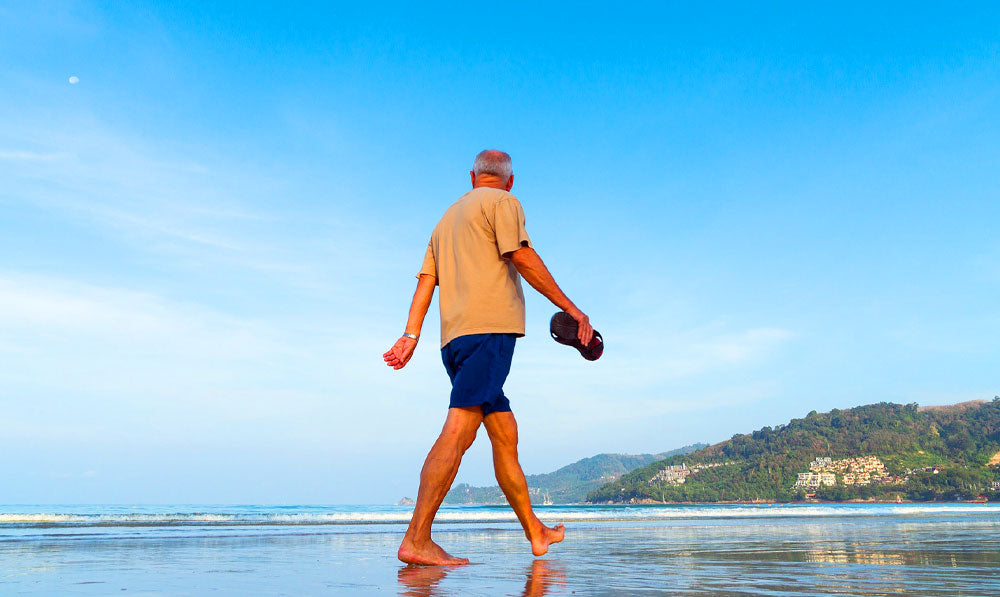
left=471, top=149, right=514, bottom=191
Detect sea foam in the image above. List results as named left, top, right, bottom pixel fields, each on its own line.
left=2, top=503, right=998, bottom=527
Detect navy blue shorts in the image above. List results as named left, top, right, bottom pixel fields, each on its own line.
left=441, top=333, right=516, bottom=416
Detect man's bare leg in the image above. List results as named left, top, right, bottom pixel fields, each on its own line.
left=398, top=406, right=484, bottom=565
left=483, top=411, right=565, bottom=556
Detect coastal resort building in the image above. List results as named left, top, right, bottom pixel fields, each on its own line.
left=794, top=455, right=906, bottom=489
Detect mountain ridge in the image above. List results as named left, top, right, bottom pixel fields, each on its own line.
left=444, top=443, right=707, bottom=504
left=587, top=398, right=1000, bottom=503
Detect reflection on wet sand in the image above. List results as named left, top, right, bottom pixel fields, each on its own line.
left=805, top=546, right=905, bottom=566
left=522, top=559, right=566, bottom=597
left=398, top=559, right=566, bottom=597
left=397, top=564, right=451, bottom=597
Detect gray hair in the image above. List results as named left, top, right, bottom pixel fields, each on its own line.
left=473, top=149, right=513, bottom=179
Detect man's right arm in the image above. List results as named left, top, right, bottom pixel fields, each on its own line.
left=382, top=273, right=436, bottom=370
left=506, top=246, right=594, bottom=345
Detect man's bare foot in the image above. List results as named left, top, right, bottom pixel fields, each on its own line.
left=529, top=523, right=565, bottom=556
left=398, top=538, right=470, bottom=566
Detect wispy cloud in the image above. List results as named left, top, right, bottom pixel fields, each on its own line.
left=0, top=113, right=398, bottom=294
left=497, top=318, right=798, bottom=442
left=1, top=274, right=235, bottom=337
left=0, top=123, right=261, bottom=251
left=0, top=150, right=68, bottom=161
left=516, top=319, right=797, bottom=390
left=675, top=327, right=798, bottom=375
left=48, top=470, right=98, bottom=480
left=0, top=271, right=445, bottom=448
left=0, top=274, right=303, bottom=416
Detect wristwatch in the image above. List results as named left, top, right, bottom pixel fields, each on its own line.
left=402, top=333, right=419, bottom=341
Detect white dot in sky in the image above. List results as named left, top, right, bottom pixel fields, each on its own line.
left=68, top=76, right=79, bottom=84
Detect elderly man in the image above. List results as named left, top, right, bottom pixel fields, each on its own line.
left=384, top=149, right=594, bottom=566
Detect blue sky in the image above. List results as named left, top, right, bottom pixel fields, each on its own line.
left=1, top=2, right=998, bottom=504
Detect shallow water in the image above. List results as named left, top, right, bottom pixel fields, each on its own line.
left=2, top=504, right=999, bottom=595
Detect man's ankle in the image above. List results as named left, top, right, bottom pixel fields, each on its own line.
left=403, top=534, right=430, bottom=547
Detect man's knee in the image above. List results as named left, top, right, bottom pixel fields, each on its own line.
left=484, top=413, right=518, bottom=451
left=492, top=438, right=518, bottom=459
left=439, top=406, right=483, bottom=451
left=441, top=423, right=479, bottom=452
left=458, top=427, right=479, bottom=451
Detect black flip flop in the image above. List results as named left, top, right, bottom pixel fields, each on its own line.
left=550, top=312, right=603, bottom=361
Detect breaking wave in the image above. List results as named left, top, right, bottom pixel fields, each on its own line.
left=2, top=503, right=998, bottom=528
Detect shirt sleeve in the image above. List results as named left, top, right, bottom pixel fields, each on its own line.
left=416, top=239, right=438, bottom=282
left=493, top=196, right=532, bottom=257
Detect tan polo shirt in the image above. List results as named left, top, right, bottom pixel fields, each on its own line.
left=418, top=186, right=532, bottom=348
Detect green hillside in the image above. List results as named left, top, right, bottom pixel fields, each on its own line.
left=444, top=443, right=707, bottom=504
left=587, top=399, right=1000, bottom=503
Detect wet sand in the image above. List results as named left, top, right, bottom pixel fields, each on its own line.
left=2, top=513, right=999, bottom=595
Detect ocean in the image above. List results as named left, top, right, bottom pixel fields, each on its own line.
left=2, top=503, right=999, bottom=595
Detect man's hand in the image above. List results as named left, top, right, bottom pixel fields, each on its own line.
left=567, top=308, right=594, bottom=346
left=383, top=336, right=418, bottom=370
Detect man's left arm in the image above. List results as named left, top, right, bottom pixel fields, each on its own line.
left=493, top=195, right=594, bottom=346
left=507, top=246, right=594, bottom=346
left=383, top=273, right=436, bottom=370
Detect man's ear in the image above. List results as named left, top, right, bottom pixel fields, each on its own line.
left=470, top=170, right=476, bottom=187
left=505, top=174, right=514, bottom=191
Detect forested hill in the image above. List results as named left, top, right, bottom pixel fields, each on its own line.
left=444, top=443, right=707, bottom=504
left=587, top=399, right=1000, bottom=503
